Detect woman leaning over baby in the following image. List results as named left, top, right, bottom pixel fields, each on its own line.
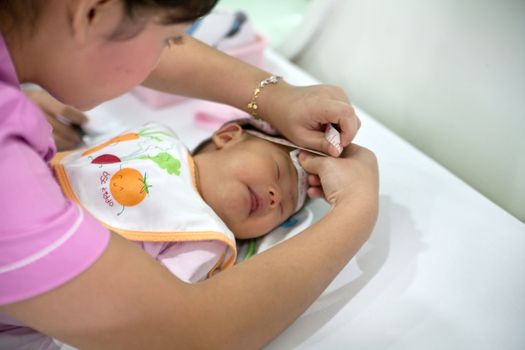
left=0, top=1, right=378, bottom=348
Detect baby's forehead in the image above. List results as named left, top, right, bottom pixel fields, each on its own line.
left=248, top=135, right=295, bottom=164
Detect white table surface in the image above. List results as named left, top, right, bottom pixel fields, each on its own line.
left=88, top=50, right=525, bottom=350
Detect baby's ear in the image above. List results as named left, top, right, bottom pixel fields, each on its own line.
left=212, top=123, right=245, bottom=149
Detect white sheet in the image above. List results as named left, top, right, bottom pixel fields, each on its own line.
left=71, top=50, right=525, bottom=349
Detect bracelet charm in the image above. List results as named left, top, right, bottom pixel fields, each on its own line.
left=247, top=75, right=282, bottom=118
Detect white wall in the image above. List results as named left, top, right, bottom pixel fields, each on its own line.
left=295, top=0, right=525, bottom=221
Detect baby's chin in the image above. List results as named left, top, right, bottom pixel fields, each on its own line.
left=216, top=207, right=285, bottom=240
left=229, top=223, right=278, bottom=241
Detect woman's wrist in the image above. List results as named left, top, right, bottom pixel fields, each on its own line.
left=329, top=194, right=379, bottom=232
left=246, top=76, right=294, bottom=125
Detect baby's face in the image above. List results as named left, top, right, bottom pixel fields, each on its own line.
left=201, top=136, right=299, bottom=239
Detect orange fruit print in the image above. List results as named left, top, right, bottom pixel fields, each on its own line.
left=110, top=168, right=151, bottom=207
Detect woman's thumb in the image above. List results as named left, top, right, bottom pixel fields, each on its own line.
left=302, top=129, right=343, bottom=157
left=298, top=151, right=324, bottom=175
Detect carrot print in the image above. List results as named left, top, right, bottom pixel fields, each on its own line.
left=82, top=128, right=176, bottom=157
left=110, top=168, right=151, bottom=207
left=90, top=152, right=181, bottom=176
left=82, top=133, right=139, bottom=156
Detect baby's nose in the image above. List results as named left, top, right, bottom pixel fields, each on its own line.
left=268, top=186, right=282, bottom=208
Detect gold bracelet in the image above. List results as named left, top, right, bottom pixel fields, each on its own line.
left=247, top=75, right=282, bottom=118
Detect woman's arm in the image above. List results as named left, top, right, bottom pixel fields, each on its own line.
left=144, top=36, right=360, bottom=156
left=143, top=36, right=270, bottom=113
left=1, top=146, right=378, bottom=349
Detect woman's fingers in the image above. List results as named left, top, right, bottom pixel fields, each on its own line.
left=296, top=102, right=360, bottom=157
left=298, top=151, right=325, bottom=175
left=25, top=89, right=87, bottom=151
left=307, top=187, right=324, bottom=199
left=61, top=105, right=88, bottom=125
left=52, top=128, right=80, bottom=151
left=46, top=113, right=83, bottom=145
left=299, top=143, right=379, bottom=207
left=323, top=101, right=360, bottom=147
left=298, top=128, right=341, bottom=157
left=307, top=174, right=321, bottom=187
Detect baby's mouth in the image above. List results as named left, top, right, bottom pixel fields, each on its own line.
left=249, top=188, right=260, bottom=216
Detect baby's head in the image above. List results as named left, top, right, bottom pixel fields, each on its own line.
left=192, top=121, right=307, bottom=240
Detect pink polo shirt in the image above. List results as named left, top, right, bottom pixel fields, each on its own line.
left=0, top=34, right=110, bottom=306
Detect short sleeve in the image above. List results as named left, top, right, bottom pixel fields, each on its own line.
left=0, top=86, right=110, bottom=306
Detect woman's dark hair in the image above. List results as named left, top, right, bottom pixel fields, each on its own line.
left=0, top=0, right=219, bottom=39
left=122, top=0, right=220, bottom=24
left=110, top=0, right=220, bottom=40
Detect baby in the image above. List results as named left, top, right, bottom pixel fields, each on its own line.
left=52, top=119, right=314, bottom=283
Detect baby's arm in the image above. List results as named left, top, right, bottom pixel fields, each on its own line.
left=143, top=240, right=227, bottom=283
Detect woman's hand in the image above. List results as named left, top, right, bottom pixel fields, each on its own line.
left=24, top=89, right=87, bottom=151
left=299, top=144, right=379, bottom=208
left=261, top=82, right=361, bottom=157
